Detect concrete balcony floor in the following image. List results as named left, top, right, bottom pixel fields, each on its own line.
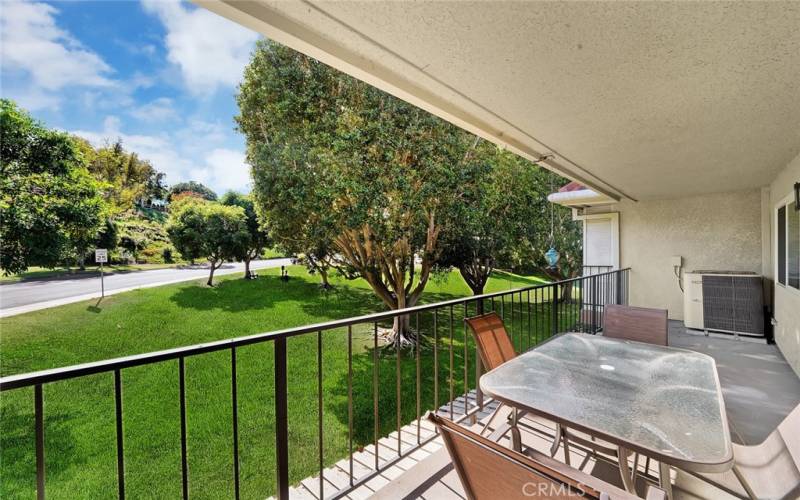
left=288, top=322, right=800, bottom=499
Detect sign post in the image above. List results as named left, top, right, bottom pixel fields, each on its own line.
left=95, top=249, right=108, bottom=298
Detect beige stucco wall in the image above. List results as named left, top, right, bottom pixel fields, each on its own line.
left=586, top=190, right=763, bottom=321
left=584, top=150, right=800, bottom=376
left=768, top=151, right=800, bottom=376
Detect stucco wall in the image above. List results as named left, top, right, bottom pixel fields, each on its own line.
left=586, top=190, right=763, bottom=321
left=769, top=151, right=800, bottom=376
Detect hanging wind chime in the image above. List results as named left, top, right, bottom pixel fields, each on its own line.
left=544, top=179, right=560, bottom=269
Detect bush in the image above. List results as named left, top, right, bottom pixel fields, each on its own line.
left=139, top=246, right=164, bottom=264
left=137, top=243, right=178, bottom=264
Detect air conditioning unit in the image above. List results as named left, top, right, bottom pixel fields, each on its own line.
left=683, top=271, right=765, bottom=338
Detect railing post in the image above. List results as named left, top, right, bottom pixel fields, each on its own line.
left=473, top=299, right=484, bottom=423
left=35, top=384, right=45, bottom=500
left=274, top=338, right=289, bottom=500
left=551, top=284, right=559, bottom=336
left=591, top=275, right=598, bottom=333
left=615, top=270, right=623, bottom=305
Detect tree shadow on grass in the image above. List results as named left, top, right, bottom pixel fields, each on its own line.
left=168, top=274, right=387, bottom=321
left=168, top=274, right=310, bottom=313
left=1, top=399, right=79, bottom=497
left=326, top=323, right=472, bottom=448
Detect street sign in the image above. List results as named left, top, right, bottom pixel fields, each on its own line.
left=95, top=249, right=108, bottom=298
left=95, top=249, right=108, bottom=263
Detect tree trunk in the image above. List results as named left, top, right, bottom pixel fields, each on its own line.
left=386, top=288, right=421, bottom=349
left=560, top=281, right=574, bottom=303
left=78, top=254, right=86, bottom=271
left=244, top=258, right=251, bottom=279
left=318, top=267, right=331, bottom=289
left=458, top=264, right=489, bottom=297
left=207, top=261, right=217, bottom=286
left=391, top=314, right=414, bottom=345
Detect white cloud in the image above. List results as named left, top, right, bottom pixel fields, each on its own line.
left=141, top=0, right=258, bottom=96
left=130, top=97, right=178, bottom=122
left=0, top=0, right=116, bottom=109
left=74, top=116, right=192, bottom=184
left=5, top=87, right=61, bottom=111
left=114, top=38, right=158, bottom=58
left=190, top=149, right=251, bottom=194
left=72, top=116, right=251, bottom=194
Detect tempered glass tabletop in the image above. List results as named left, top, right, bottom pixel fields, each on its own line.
left=479, top=333, right=733, bottom=472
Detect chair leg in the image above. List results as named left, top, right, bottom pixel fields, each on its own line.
left=479, top=402, right=505, bottom=436
left=659, top=462, right=673, bottom=500
left=618, top=446, right=636, bottom=493
left=550, top=423, right=562, bottom=457
left=510, top=407, right=522, bottom=452
left=731, top=465, right=757, bottom=500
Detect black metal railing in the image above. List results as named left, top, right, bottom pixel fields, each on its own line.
left=582, top=264, right=613, bottom=276
left=0, top=268, right=629, bottom=500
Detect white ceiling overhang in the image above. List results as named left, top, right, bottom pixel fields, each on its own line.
left=547, top=189, right=616, bottom=208
left=198, top=1, right=800, bottom=201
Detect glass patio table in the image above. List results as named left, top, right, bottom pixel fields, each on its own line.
left=479, top=332, right=734, bottom=496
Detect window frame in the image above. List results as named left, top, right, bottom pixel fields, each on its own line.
left=775, top=192, right=800, bottom=295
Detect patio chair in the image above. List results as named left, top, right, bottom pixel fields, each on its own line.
left=464, top=312, right=520, bottom=438
left=685, top=403, right=800, bottom=500
left=428, top=413, right=666, bottom=500
left=603, top=305, right=668, bottom=346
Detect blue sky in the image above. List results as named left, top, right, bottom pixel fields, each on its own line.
left=1, top=0, right=261, bottom=194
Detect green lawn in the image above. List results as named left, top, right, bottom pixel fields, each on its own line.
left=0, top=266, right=580, bottom=499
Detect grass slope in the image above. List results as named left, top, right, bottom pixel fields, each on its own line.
left=0, top=266, right=574, bottom=499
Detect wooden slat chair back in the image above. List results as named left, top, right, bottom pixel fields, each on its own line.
left=465, top=312, right=517, bottom=371
left=603, top=305, right=669, bottom=346
left=428, top=413, right=660, bottom=500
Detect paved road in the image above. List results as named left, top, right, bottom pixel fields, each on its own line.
left=0, top=258, right=293, bottom=317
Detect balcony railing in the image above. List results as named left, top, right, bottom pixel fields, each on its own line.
left=582, top=264, right=613, bottom=276
left=0, top=268, right=629, bottom=500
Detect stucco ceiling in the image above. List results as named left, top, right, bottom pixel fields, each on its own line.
left=199, top=1, right=800, bottom=201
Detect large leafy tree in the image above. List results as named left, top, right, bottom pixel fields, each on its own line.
left=167, top=200, right=249, bottom=285
left=438, top=146, right=555, bottom=295
left=81, top=139, right=165, bottom=214
left=238, top=41, right=482, bottom=346
left=538, top=199, right=583, bottom=302
left=199, top=203, right=249, bottom=286
left=237, top=42, right=342, bottom=287
left=168, top=181, right=217, bottom=202
left=487, top=168, right=582, bottom=301
left=0, top=99, right=107, bottom=275
left=220, top=191, right=271, bottom=279
left=166, top=197, right=208, bottom=265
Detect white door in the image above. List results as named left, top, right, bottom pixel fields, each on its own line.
left=582, top=213, right=619, bottom=270
left=580, top=212, right=620, bottom=314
